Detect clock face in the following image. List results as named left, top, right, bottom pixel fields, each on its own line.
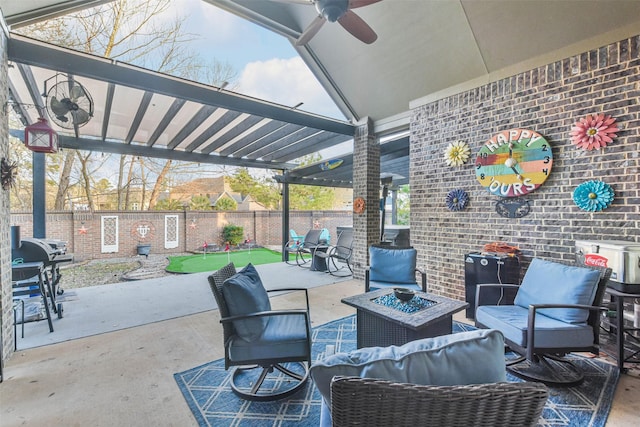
left=475, top=128, right=553, bottom=197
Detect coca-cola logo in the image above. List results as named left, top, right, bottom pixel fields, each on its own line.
left=584, top=254, right=608, bottom=267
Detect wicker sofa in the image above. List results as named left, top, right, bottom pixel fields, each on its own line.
left=330, top=376, right=548, bottom=427
left=310, top=328, right=548, bottom=427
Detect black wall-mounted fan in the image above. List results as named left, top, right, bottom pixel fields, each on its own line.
left=276, top=0, right=382, bottom=46
left=44, top=76, right=94, bottom=129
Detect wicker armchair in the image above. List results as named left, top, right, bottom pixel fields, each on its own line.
left=330, top=377, right=549, bottom=427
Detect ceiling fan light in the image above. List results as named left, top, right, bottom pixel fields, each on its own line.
left=24, top=117, right=58, bottom=153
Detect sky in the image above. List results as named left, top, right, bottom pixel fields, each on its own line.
left=168, top=0, right=345, bottom=120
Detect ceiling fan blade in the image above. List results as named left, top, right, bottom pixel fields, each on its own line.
left=295, top=15, right=326, bottom=46
left=50, top=96, right=70, bottom=116
left=349, top=0, right=382, bottom=9
left=338, top=10, right=377, bottom=44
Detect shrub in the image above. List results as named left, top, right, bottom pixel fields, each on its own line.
left=222, top=224, right=244, bottom=246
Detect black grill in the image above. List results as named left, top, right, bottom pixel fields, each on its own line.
left=12, top=237, right=74, bottom=296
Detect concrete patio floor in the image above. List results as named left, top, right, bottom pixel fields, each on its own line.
left=0, top=263, right=638, bottom=426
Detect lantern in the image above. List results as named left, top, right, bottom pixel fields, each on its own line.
left=24, top=117, right=58, bottom=153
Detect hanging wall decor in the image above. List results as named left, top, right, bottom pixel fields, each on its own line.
left=1, top=158, right=18, bottom=190
left=573, top=180, right=615, bottom=212
left=570, top=113, right=619, bottom=151
left=353, top=197, right=366, bottom=214
left=475, top=128, right=552, bottom=197
left=495, top=198, right=531, bottom=218
left=445, top=189, right=469, bottom=211
left=444, top=140, right=471, bottom=166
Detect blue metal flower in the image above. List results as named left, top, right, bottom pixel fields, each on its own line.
left=446, top=189, right=469, bottom=211
left=573, top=180, right=615, bottom=212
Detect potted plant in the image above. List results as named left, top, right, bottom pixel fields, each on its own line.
left=137, top=243, right=151, bottom=257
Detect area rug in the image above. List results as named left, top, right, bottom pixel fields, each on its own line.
left=174, top=316, right=619, bottom=427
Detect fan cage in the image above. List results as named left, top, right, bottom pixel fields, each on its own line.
left=45, top=80, right=94, bottom=129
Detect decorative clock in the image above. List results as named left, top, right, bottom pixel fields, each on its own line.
left=475, top=128, right=553, bottom=197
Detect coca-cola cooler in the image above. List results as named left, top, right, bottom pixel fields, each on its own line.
left=464, top=253, right=521, bottom=319
left=575, top=240, right=640, bottom=293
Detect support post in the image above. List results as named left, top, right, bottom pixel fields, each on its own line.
left=33, top=152, right=46, bottom=238
left=281, top=176, right=290, bottom=262
left=352, top=118, right=380, bottom=280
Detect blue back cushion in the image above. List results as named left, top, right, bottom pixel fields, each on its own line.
left=514, top=258, right=600, bottom=324
left=369, top=246, right=417, bottom=284
left=310, top=329, right=506, bottom=409
left=222, top=263, right=271, bottom=341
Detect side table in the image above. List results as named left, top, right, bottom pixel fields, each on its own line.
left=310, top=246, right=328, bottom=271
left=604, top=287, right=640, bottom=372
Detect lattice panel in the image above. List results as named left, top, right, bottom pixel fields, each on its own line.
left=101, top=215, right=119, bottom=253
left=165, top=215, right=179, bottom=249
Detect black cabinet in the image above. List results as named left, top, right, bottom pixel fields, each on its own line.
left=464, top=253, right=521, bottom=319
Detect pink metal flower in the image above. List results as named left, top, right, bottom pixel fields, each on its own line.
left=570, top=114, right=619, bottom=150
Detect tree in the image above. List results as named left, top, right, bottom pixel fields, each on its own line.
left=7, top=131, right=34, bottom=211
left=395, top=184, right=410, bottom=225
left=287, top=154, right=337, bottom=210
left=153, top=198, right=183, bottom=210
left=227, top=168, right=281, bottom=209
left=214, top=196, right=237, bottom=211
left=190, top=195, right=211, bottom=211
left=16, top=0, right=238, bottom=211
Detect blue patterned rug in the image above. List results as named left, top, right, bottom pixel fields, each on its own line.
left=174, top=316, right=619, bottom=426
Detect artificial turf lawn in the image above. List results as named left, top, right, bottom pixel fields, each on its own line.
left=166, top=248, right=282, bottom=273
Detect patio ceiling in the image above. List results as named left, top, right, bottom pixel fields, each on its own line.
left=6, top=33, right=355, bottom=173
left=5, top=0, right=640, bottom=189
left=277, top=133, right=409, bottom=188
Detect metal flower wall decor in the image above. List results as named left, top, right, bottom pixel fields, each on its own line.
left=1, top=158, right=18, bottom=190
left=573, top=180, right=615, bottom=212
left=444, top=140, right=471, bottom=166
left=446, top=189, right=469, bottom=211
left=570, top=113, right=619, bottom=151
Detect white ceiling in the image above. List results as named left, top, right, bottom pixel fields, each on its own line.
left=208, top=0, right=640, bottom=129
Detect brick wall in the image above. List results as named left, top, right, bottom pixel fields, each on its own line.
left=352, top=118, right=381, bottom=280
left=10, top=210, right=353, bottom=261
left=410, top=35, right=640, bottom=301
left=1, top=22, right=12, bottom=362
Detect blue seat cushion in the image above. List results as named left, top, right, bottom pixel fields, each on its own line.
left=310, top=329, right=506, bottom=426
left=222, top=263, right=271, bottom=342
left=476, top=305, right=594, bottom=349
left=369, top=246, right=417, bottom=285
left=514, top=258, right=600, bottom=324
left=227, top=314, right=309, bottom=362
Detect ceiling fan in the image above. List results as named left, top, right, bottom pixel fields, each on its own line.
left=278, top=0, right=382, bottom=46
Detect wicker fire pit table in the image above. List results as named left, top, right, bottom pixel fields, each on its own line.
left=342, top=288, right=468, bottom=348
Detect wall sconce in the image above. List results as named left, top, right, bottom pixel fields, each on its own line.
left=24, top=117, right=58, bottom=153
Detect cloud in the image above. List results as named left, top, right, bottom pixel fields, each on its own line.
left=238, top=57, right=343, bottom=119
